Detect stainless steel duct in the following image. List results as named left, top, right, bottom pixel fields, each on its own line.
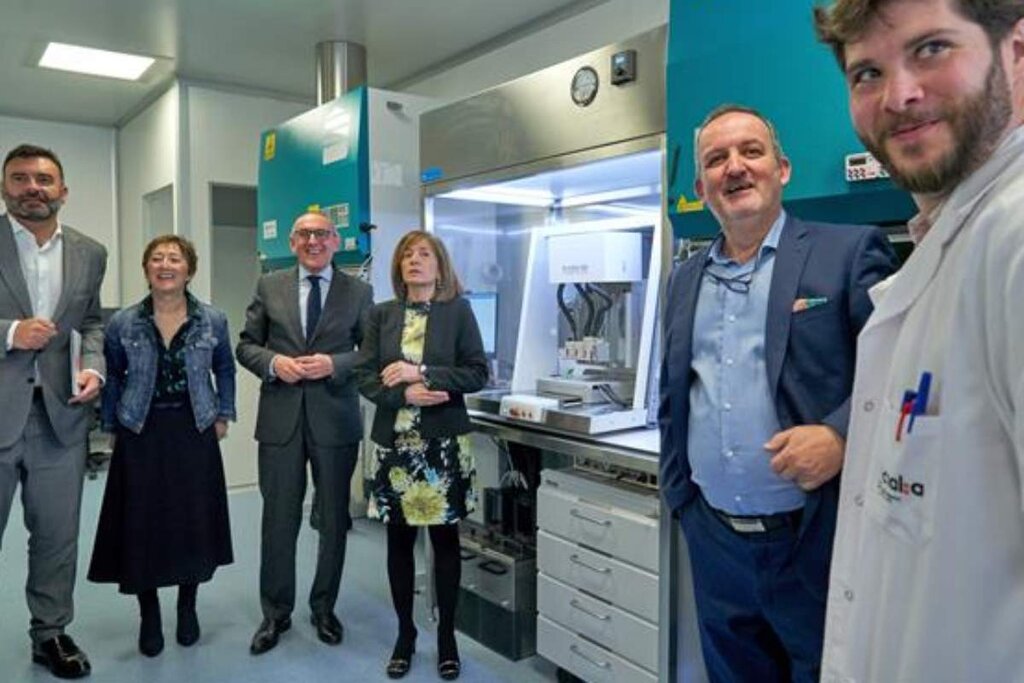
left=315, top=41, right=367, bottom=104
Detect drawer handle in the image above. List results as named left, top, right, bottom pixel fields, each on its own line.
left=569, top=554, right=611, bottom=575
left=570, top=508, right=612, bottom=527
left=570, top=644, right=611, bottom=669
left=570, top=598, right=610, bottom=621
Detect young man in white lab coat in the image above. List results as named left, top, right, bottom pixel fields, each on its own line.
left=813, top=1, right=1024, bottom=681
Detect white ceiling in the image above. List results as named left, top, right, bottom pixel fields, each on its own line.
left=0, top=0, right=606, bottom=127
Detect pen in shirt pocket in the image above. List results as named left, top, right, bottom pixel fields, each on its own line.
left=792, top=296, right=828, bottom=313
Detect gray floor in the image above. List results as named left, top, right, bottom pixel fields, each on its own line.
left=0, top=473, right=557, bottom=683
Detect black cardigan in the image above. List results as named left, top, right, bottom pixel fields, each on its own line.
left=356, top=296, right=489, bottom=446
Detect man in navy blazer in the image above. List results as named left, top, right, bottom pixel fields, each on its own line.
left=659, top=105, right=897, bottom=683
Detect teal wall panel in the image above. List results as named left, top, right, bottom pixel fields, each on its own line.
left=666, top=0, right=914, bottom=238
left=257, top=88, right=370, bottom=270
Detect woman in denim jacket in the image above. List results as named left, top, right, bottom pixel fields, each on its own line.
left=88, top=235, right=235, bottom=657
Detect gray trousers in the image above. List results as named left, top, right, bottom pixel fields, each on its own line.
left=258, top=418, right=358, bottom=620
left=0, top=394, right=87, bottom=644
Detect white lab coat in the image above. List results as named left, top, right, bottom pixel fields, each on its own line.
left=821, top=126, right=1024, bottom=683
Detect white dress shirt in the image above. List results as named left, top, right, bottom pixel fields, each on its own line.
left=4, top=216, right=63, bottom=352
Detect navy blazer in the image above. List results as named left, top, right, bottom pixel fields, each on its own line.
left=357, top=296, right=489, bottom=447
left=659, top=215, right=897, bottom=595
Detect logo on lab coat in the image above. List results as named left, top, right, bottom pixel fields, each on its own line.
left=878, top=470, right=926, bottom=503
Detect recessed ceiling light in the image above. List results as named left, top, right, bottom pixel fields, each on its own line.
left=39, top=42, right=155, bottom=81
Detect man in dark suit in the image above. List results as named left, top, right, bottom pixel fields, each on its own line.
left=659, top=106, right=897, bottom=683
left=0, top=144, right=106, bottom=679
left=236, top=211, right=373, bottom=655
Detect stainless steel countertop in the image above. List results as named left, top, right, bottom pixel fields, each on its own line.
left=469, top=411, right=659, bottom=475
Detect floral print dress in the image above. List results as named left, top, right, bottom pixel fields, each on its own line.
left=368, top=302, right=476, bottom=525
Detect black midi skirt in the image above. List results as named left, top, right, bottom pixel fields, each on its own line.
left=88, top=403, right=233, bottom=594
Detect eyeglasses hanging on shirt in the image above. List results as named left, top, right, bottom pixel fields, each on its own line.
left=703, top=266, right=754, bottom=294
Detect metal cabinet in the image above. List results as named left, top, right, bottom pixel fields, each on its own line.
left=537, top=468, right=660, bottom=681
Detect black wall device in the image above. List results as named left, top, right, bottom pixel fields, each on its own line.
left=611, top=49, right=637, bottom=85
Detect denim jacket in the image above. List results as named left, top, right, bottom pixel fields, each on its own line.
left=101, top=294, right=236, bottom=434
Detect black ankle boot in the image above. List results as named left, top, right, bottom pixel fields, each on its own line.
left=386, top=628, right=417, bottom=679
left=137, top=591, right=163, bottom=657
left=176, top=584, right=200, bottom=646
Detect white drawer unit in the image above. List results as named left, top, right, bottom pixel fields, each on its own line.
left=538, top=573, right=658, bottom=671
left=538, top=615, right=657, bottom=683
left=538, top=530, right=659, bottom=622
left=537, top=480, right=659, bottom=572
left=536, top=468, right=661, bottom=680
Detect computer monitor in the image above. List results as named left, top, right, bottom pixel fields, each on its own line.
left=464, top=291, right=497, bottom=356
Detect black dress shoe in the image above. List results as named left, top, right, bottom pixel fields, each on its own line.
left=249, top=616, right=291, bottom=655
left=310, top=612, right=343, bottom=645
left=32, top=634, right=91, bottom=679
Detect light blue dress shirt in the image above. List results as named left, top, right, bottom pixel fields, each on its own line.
left=687, top=211, right=806, bottom=515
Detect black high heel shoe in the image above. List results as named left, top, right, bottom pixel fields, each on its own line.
left=386, top=629, right=417, bottom=679
left=436, top=633, right=460, bottom=680
left=437, top=658, right=461, bottom=680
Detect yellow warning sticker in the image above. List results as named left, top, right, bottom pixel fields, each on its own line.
left=676, top=195, right=705, bottom=213
left=263, top=132, right=276, bottom=161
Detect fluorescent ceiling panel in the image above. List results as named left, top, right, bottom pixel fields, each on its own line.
left=39, top=42, right=155, bottom=81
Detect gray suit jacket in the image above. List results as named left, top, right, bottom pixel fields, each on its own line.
left=0, top=214, right=107, bottom=449
left=236, top=265, right=373, bottom=447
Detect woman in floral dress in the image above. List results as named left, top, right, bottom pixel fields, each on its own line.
left=357, top=230, right=488, bottom=680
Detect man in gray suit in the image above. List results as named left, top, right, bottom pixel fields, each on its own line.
left=0, top=144, right=107, bottom=679
left=237, top=211, right=373, bottom=655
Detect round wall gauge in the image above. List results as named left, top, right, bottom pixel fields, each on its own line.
left=570, top=66, right=599, bottom=107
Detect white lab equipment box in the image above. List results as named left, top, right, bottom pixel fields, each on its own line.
left=547, top=232, right=643, bottom=284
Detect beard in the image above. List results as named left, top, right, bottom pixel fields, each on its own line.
left=857, top=54, right=1012, bottom=196
left=1, top=189, right=63, bottom=222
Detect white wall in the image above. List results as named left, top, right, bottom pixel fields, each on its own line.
left=184, top=84, right=307, bottom=488
left=0, top=115, right=119, bottom=306
left=183, top=84, right=308, bottom=300
left=209, top=221, right=262, bottom=489
left=116, top=84, right=179, bottom=305
left=401, top=0, right=667, bottom=103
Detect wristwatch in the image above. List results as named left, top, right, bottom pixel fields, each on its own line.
left=419, top=364, right=429, bottom=386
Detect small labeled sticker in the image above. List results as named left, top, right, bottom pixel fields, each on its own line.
left=322, top=203, right=350, bottom=228
left=323, top=142, right=349, bottom=165
left=262, top=219, right=278, bottom=240
left=676, top=195, right=705, bottom=213
left=373, top=161, right=404, bottom=187
left=263, top=132, right=276, bottom=161
left=421, top=166, right=444, bottom=183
